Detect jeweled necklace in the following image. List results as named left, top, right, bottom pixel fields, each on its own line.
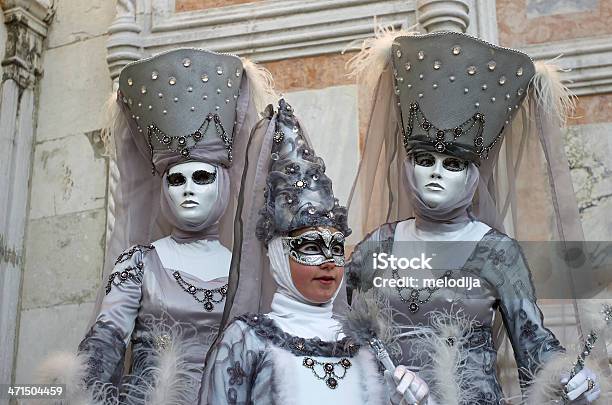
left=391, top=269, right=452, bottom=313
left=302, top=357, right=352, bottom=389
left=173, top=271, right=228, bottom=312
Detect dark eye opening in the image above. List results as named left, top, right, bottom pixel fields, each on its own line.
left=296, top=242, right=324, bottom=255
left=167, top=172, right=186, bottom=186
left=414, top=152, right=435, bottom=167
left=192, top=170, right=217, bottom=185
left=331, top=242, right=345, bottom=256
left=442, top=158, right=468, bottom=172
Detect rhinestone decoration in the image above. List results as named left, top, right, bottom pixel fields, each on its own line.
left=482, top=84, right=488, bottom=90
left=140, top=86, right=147, bottom=94
left=397, top=77, right=404, bottom=83
left=475, top=102, right=480, bottom=108
left=174, top=97, right=179, bottom=102
left=301, top=357, right=352, bottom=390
left=307, top=207, right=316, bottom=215
left=396, top=49, right=402, bottom=58
left=163, top=110, right=167, bottom=114
left=464, top=88, right=469, bottom=94
left=499, top=76, right=507, bottom=85
left=433, top=60, right=441, bottom=70
left=517, top=88, right=524, bottom=96
left=148, top=105, right=153, bottom=110
left=227, top=79, right=232, bottom=88
left=235, top=68, right=241, bottom=77
left=516, top=67, right=524, bottom=77
left=127, top=78, right=133, bottom=86
left=433, top=83, right=438, bottom=89
left=452, top=45, right=461, bottom=55
left=419, top=74, right=424, bottom=80
left=491, top=97, right=496, bottom=103
left=183, top=58, right=191, bottom=67
left=405, top=62, right=411, bottom=71
left=467, top=66, right=477, bottom=75
left=271, top=152, right=279, bottom=161
left=137, top=102, right=142, bottom=107
left=173, top=271, right=227, bottom=312
left=187, top=86, right=193, bottom=92
left=158, top=92, right=163, bottom=98
left=449, top=75, right=456, bottom=82
left=169, top=77, right=177, bottom=85
left=487, top=61, right=496, bottom=71
left=418, top=93, right=424, bottom=98
left=151, top=71, right=158, bottom=80
left=216, top=88, right=222, bottom=94
left=216, top=66, right=223, bottom=75
left=417, top=50, right=425, bottom=60
left=201, top=74, right=209, bottom=83
left=191, top=106, right=195, bottom=111
left=505, top=93, right=511, bottom=100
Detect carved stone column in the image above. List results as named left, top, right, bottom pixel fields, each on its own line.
left=107, top=0, right=141, bottom=81
left=0, top=0, right=53, bottom=395
left=416, top=0, right=470, bottom=33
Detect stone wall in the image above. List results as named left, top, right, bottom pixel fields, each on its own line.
left=13, top=0, right=115, bottom=385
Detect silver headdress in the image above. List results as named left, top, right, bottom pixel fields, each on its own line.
left=392, top=33, right=535, bottom=162
left=118, top=49, right=244, bottom=174
left=256, top=99, right=351, bottom=243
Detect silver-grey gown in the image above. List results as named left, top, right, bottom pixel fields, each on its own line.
left=346, top=221, right=565, bottom=404
left=78, top=244, right=228, bottom=403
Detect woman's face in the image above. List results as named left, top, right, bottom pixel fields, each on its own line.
left=412, top=150, right=469, bottom=208
left=285, top=226, right=345, bottom=303
left=165, top=161, right=219, bottom=224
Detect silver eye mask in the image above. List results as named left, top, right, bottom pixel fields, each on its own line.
left=282, top=229, right=345, bottom=267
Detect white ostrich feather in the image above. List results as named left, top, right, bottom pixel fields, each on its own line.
left=412, top=310, right=481, bottom=405
left=530, top=58, right=577, bottom=125
left=345, top=23, right=418, bottom=92
left=122, top=316, right=201, bottom=405
left=241, top=57, right=278, bottom=113
left=34, top=351, right=112, bottom=405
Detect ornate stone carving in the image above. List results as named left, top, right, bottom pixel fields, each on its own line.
left=1, top=0, right=54, bottom=89
left=416, top=0, right=470, bottom=33
left=107, top=0, right=142, bottom=80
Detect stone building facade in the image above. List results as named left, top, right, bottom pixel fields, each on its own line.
left=1, top=0, right=611, bottom=403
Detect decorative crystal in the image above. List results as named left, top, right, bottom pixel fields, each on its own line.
left=449, top=75, right=455, bottom=82
left=183, top=58, right=191, bottom=67
left=137, top=102, right=142, bottom=107
left=216, top=88, right=222, bottom=94
left=482, top=84, right=488, bottom=90
left=517, top=88, right=524, bottom=96
left=487, top=61, right=496, bottom=71
left=433, top=60, right=441, bottom=70
left=187, top=86, right=193, bottom=92
left=498, top=76, right=507, bottom=85
left=216, top=66, right=223, bottom=75
left=405, top=62, right=411, bottom=71
left=394, top=87, right=400, bottom=95
left=417, top=50, right=424, bottom=60
left=148, top=105, right=152, bottom=110
left=308, top=207, right=316, bottom=215
left=140, top=86, right=147, bottom=94
left=475, top=102, right=480, bottom=107
left=452, top=46, right=461, bottom=55
left=467, top=66, right=477, bottom=75
left=235, top=68, right=241, bottom=77
left=505, top=93, right=511, bottom=99
left=169, top=77, right=177, bottom=85
left=464, top=88, right=469, bottom=94
left=516, top=67, right=524, bottom=77
left=225, top=98, right=230, bottom=104
left=227, top=79, right=232, bottom=87
left=491, top=97, right=496, bottom=103
left=397, top=77, right=404, bottom=83
left=174, top=97, right=179, bottom=102
left=419, top=74, right=424, bottom=80
left=127, top=78, right=133, bottom=86
left=151, top=71, right=158, bottom=80
left=271, top=152, right=279, bottom=161
left=162, top=110, right=167, bottom=114
left=432, top=83, right=438, bottom=89
left=201, top=74, right=209, bottom=83
left=190, top=106, right=195, bottom=111
left=418, top=93, right=423, bottom=98
left=158, top=92, right=163, bottom=98
left=203, top=95, right=208, bottom=100
left=396, top=49, right=402, bottom=58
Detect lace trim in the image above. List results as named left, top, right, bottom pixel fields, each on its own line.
left=234, top=313, right=360, bottom=357
left=114, top=244, right=155, bottom=265
left=106, top=263, right=144, bottom=294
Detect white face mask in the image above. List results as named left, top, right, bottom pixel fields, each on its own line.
left=165, top=161, right=219, bottom=225
left=412, top=151, right=469, bottom=209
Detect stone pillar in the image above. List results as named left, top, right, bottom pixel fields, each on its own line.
left=416, top=0, right=470, bottom=33
left=0, top=0, right=53, bottom=397
left=106, top=0, right=141, bottom=81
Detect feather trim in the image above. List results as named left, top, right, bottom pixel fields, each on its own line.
left=34, top=351, right=111, bottom=405
left=121, top=316, right=201, bottom=405
left=410, top=310, right=481, bottom=405
left=269, top=346, right=297, bottom=404
left=345, top=23, right=417, bottom=92
left=241, top=58, right=278, bottom=113
left=530, top=58, right=576, bottom=125
left=354, top=349, right=386, bottom=405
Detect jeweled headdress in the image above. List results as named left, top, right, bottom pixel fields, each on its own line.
left=256, top=99, right=351, bottom=243
left=118, top=48, right=245, bottom=174
left=392, top=33, right=534, bottom=162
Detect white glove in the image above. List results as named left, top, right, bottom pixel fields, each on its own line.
left=562, top=367, right=600, bottom=403
left=385, top=365, right=430, bottom=405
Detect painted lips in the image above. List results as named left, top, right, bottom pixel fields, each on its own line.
left=425, top=182, right=444, bottom=190
left=181, top=199, right=199, bottom=208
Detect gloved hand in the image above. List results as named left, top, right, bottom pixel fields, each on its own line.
left=385, top=365, right=431, bottom=405
left=562, top=367, right=600, bottom=403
